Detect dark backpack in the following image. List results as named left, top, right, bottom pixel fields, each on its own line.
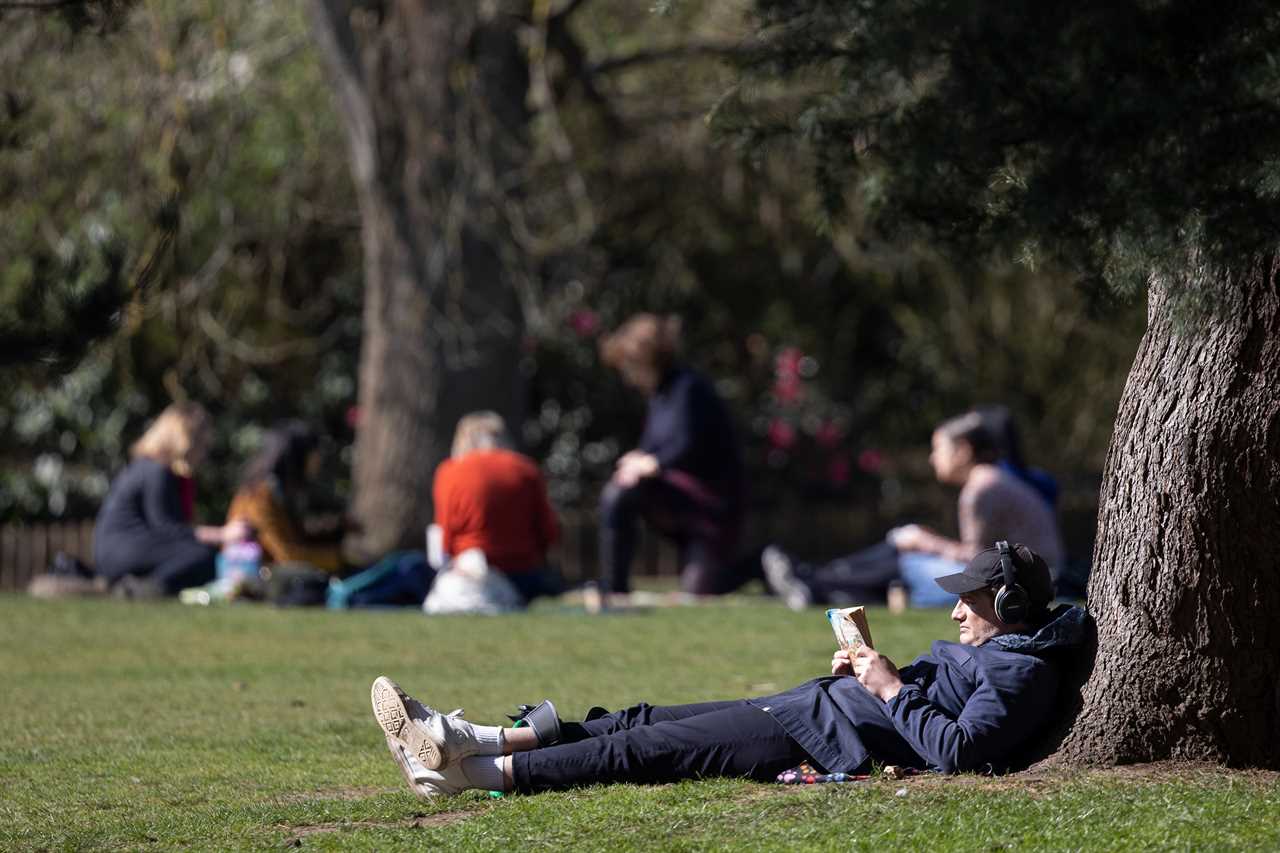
left=266, top=563, right=330, bottom=607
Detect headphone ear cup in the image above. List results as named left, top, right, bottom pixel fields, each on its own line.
left=994, top=584, right=1030, bottom=624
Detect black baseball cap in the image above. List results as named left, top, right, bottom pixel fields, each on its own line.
left=935, top=543, right=1054, bottom=610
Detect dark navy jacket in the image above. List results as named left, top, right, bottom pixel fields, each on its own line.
left=93, top=458, right=198, bottom=577
left=638, top=367, right=742, bottom=502
left=749, top=605, right=1089, bottom=774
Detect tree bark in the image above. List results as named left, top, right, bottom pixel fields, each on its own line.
left=1057, top=254, right=1280, bottom=767
left=308, top=0, right=531, bottom=562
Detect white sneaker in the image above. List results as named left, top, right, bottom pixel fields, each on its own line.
left=762, top=545, right=812, bottom=611
left=370, top=676, right=487, bottom=770
left=382, top=736, right=472, bottom=798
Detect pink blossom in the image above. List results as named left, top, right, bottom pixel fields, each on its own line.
left=828, top=456, right=851, bottom=486
left=767, top=419, right=797, bottom=450
left=857, top=448, right=884, bottom=474
left=568, top=309, right=600, bottom=337
left=774, top=346, right=803, bottom=379
left=815, top=420, right=842, bottom=448
left=773, top=377, right=803, bottom=405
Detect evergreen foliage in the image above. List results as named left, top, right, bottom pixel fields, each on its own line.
left=734, top=1, right=1280, bottom=306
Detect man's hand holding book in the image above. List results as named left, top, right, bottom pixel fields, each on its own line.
left=827, top=605, right=904, bottom=702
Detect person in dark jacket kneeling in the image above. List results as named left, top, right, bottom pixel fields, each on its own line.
left=597, top=313, right=746, bottom=599
left=369, top=541, right=1089, bottom=796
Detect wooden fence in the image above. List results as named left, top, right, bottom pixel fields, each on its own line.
left=0, top=520, right=96, bottom=593
left=0, top=515, right=681, bottom=593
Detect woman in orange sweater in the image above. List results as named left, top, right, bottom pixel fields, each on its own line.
left=431, top=412, right=560, bottom=604
left=226, top=421, right=345, bottom=574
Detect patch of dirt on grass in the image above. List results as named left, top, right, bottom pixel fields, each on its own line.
left=278, top=810, right=473, bottom=846
left=756, top=760, right=1279, bottom=798
left=895, top=761, right=1280, bottom=793
left=1011, top=760, right=1272, bottom=787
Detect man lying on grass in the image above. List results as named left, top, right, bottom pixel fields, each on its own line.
left=371, top=541, right=1088, bottom=796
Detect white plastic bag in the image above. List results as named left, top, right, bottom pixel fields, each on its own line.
left=422, top=548, right=524, bottom=615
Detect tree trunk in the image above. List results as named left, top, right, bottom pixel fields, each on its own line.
left=308, top=0, right=531, bottom=562
left=1057, top=254, right=1280, bottom=767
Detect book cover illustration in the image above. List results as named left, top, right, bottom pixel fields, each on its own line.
left=826, top=605, right=874, bottom=652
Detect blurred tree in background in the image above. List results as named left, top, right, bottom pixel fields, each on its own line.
left=307, top=0, right=538, bottom=562
left=0, top=1, right=1142, bottom=573
left=0, top=0, right=361, bottom=522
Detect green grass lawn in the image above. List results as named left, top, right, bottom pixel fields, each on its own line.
left=1, top=593, right=1277, bottom=851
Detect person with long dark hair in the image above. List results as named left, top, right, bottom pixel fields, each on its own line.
left=225, top=420, right=344, bottom=573
left=974, top=405, right=1059, bottom=508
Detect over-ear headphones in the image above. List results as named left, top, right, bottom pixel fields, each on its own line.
left=993, top=540, right=1031, bottom=624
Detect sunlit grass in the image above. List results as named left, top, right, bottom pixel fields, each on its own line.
left=1, top=594, right=1276, bottom=851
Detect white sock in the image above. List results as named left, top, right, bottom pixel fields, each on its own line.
left=470, top=723, right=505, bottom=752
left=460, top=756, right=506, bottom=791
left=401, top=747, right=505, bottom=792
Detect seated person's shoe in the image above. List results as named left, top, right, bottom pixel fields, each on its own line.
left=111, top=574, right=166, bottom=600
left=762, top=545, right=812, bottom=611
left=382, top=736, right=473, bottom=797
left=370, top=676, right=486, bottom=770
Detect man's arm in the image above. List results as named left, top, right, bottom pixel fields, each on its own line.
left=883, top=661, right=1056, bottom=773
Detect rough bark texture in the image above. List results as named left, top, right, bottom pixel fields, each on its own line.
left=1057, top=254, right=1280, bottom=768
left=308, top=0, right=530, bottom=562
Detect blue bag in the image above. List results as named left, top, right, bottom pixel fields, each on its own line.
left=327, top=550, right=434, bottom=609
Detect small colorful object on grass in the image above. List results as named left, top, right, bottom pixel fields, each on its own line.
left=775, top=762, right=920, bottom=785
left=775, top=762, right=871, bottom=785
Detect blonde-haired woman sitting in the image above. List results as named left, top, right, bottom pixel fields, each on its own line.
left=431, top=411, right=560, bottom=605
left=92, top=403, right=248, bottom=597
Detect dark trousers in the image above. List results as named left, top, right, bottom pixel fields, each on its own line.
left=801, top=541, right=901, bottom=605
left=511, top=700, right=808, bottom=792
left=98, top=539, right=218, bottom=595
left=599, top=479, right=744, bottom=596
left=503, top=568, right=562, bottom=605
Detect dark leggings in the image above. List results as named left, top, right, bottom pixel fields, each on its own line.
left=800, top=541, right=901, bottom=606
left=98, top=539, right=218, bottom=595
left=511, top=700, right=809, bottom=792
left=599, top=480, right=745, bottom=596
